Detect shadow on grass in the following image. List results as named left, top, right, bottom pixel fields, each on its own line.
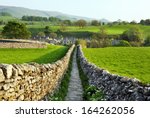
left=31, top=47, right=68, bottom=64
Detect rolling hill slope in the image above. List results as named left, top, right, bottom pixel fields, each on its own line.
left=0, top=5, right=93, bottom=21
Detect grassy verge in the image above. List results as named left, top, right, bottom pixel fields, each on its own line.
left=49, top=48, right=74, bottom=101
left=0, top=45, right=68, bottom=64
left=77, top=48, right=104, bottom=101
left=83, top=47, right=150, bottom=84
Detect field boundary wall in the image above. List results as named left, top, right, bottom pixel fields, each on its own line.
left=0, top=45, right=74, bottom=101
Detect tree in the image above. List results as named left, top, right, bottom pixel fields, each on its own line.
left=120, top=27, right=143, bottom=42
left=50, top=33, right=57, bottom=39
left=44, top=26, right=52, bottom=36
left=91, top=20, right=99, bottom=26
left=130, top=20, right=137, bottom=24
left=140, top=19, right=145, bottom=25
left=91, top=27, right=110, bottom=47
left=76, top=39, right=87, bottom=48
left=38, top=32, right=45, bottom=38
left=63, top=20, right=72, bottom=26
left=140, top=19, right=150, bottom=25
left=94, top=27, right=107, bottom=40
left=76, top=19, right=87, bottom=28
left=22, top=16, right=48, bottom=21
left=2, top=21, right=31, bottom=39
left=60, top=23, right=67, bottom=31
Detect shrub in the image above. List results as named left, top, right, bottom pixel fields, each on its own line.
left=130, top=41, right=142, bottom=47
left=88, top=39, right=111, bottom=48
left=114, top=40, right=131, bottom=47
left=76, top=39, right=87, bottom=48
left=50, top=32, right=57, bottom=39
left=88, top=39, right=99, bottom=48
left=120, top=27, right=143, bottom=42
left=144, top=35, right=150, bottom=46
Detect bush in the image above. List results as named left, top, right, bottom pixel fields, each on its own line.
left=144, top=35, right=150, bottom=46
left=88, top=39, right=111, bottom=48
left=76, top=39, right=87, bottom=48
left=50, top=32, right=57, bottom=39
left=120, top=27, right=143, bottom=42
left=114, top=40, right=131, bottom=47
left=130, top=41, right=142, bottom=47
left=88, top=39, right=99, bottom=48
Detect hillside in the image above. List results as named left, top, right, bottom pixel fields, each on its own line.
left=0, top=5, right=93, bottom=21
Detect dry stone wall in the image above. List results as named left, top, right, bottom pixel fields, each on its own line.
left=0, top=42, right=46, bottom=48
left=0, top=45, right=74, bottom=101
left=77, top=45, right=150, bottom=101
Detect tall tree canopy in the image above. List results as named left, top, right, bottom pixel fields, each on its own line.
left=76, top=19, right=87, bottom=28
left=2, top=21, right=31, bottom=39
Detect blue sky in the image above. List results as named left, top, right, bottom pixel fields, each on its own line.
left=0, top=0, right=149, bottom=22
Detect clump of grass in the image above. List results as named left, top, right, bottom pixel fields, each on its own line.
left=84, top=86, right=104, bottom=101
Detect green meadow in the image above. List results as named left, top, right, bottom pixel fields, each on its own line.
left=83, top=47, right=150, bottom=83
left=0, top=45, right=68, bottom=64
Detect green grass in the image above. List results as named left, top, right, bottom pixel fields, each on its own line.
left=83, top=47, right=150, bottom=84
left=0, top=23, right=150, bottom=38
left=26, top=24, right=150, bottom=37
left=0, top=24, right=150, bottom=37
left=0, top=45, right=68, bottom=64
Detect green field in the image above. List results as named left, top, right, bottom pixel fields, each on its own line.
left=0, top=16, right=150, bottom=37
left=0, top=45, right=68, bottom=64
left=0, top=23, right=150, bottom=37
left=83, top=47, right=150, bottom=83
left=27, top=24, right=150, bottom=36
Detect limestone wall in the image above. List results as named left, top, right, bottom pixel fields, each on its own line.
left=77, top=45, right=150, bottom=101
left=0, top=45, right=74, bottom=101
left=0, top=42, right=46, bottom=48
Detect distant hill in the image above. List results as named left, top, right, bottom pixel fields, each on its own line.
left=100, top=18, right=109, bottom=23
left=0, top=5, right=94, bottom=21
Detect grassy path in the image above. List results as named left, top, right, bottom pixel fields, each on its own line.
left=65, top=48, right=83, bottom=101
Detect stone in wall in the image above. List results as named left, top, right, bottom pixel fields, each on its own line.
left=0, top=69, right=5, bottom=82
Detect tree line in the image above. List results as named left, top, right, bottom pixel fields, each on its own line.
left=140, top=19, right=150, bottom=25
left=22, top=16, right=104, bottom=26
left=1, top=21, right=150, bottom=46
